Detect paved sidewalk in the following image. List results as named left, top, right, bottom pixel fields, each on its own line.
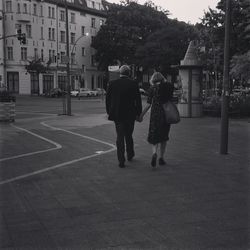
left=0, top=102, right=249, bottom=249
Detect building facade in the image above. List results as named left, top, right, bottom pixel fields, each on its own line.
left=1, top=0, right=106, bottom=95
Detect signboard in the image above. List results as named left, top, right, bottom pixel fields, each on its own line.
left=108, top=65, right=119, bottom=72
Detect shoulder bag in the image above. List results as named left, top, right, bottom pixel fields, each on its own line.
left=162, top=101, right=180, bottom=124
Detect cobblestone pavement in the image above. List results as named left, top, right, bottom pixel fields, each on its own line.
left=0, top=96, right=249, bottom=249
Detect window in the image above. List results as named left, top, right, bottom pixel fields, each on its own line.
left=48, top=6, right=51, bottom=18
left=58, top=75, right=66, bottom=91
left=26, top=25, right=32, bottom=38
left=81, top=26, right=85, bottom=36
left=43, top=75, right=54, bottom=93
left=51, top=7, right=55, bottom=18
left=60, top=10, right=65, bottom=21
left=17, top=3, right=21, bottom=13
left=91, top=1, right=95, bottom=8
left=41, top=49, right=44, bottom=61
left=60, top=31, right=66, bottom=43
left=70, top=32, right=75, bottom=44
left=40, top=27, right=43, bottom=39
left=91, top=18, right=96, bottom=28
left=71, top=53, right=76, bottom=65
left=34, top=48, right=38, bottom=59
left=21, top=47, right=27, bottom=61
left=23, top=3, right=27, bottom=13
left=60, top=51, right=66, bottom=63
left=48, top=28, right=55, bottom=40
left=33, top=4, right=37, bottom=15
left=52, top=28, right=55, bottom=40
left=7, top=47, right=13, bottom=60
left=70, top=13, right=75, bottom=23
left=82, top=47, right=85, bottom=56
left=49, top=50, right=56, bottom=63
left=6, top=1, right=12, bottom=12
left=40, top=5, right=43, bottom=17
left=82, top=64, right=85, bottom=72
left=15, top=23, right=22, bottom=32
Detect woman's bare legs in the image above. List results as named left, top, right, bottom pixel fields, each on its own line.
left=151, top=144, right=158, bottom=167
left=159, top=141, right=167, bottom=165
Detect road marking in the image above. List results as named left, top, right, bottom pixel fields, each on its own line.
left=0, top=124, right=62, bottom=162
left=0, top=121, right=116, bottom=185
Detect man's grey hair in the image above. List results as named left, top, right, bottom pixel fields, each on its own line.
left=119, top=65, right=131, bottom=76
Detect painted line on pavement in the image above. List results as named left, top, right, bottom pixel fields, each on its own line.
left=0, top=121, right=116, bottom=185
left=0, top=124, right=62, bottom=162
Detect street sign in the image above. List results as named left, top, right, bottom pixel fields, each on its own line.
left=108, top=65, right=119, bottom=72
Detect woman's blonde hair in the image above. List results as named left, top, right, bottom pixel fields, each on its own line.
left=150, top=72, right=166, bottom=85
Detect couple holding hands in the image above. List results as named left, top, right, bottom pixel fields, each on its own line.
left=106, top=65, right=174, bottom=168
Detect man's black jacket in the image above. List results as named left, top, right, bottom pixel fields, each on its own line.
left=105, top=76, right=142, bottom=122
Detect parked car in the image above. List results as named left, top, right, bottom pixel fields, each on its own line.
left=46, top=88, right=64, bottom=97
left=93, top=88, right=106, bottom=96
left=78, top=88, right=96, bottom=97
left=70, top=90, right=79, bottom=97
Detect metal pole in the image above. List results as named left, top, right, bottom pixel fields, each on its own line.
left=220, top=0, right=231, bottom=154
left=1, top=8, right=6, bottom=88
left=65, top=1, right=71, bottom=115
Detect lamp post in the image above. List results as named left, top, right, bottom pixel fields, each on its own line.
left=65, top=0, right=71, bottom=116
left=70, top=33, right=89, bottom=93
left=220, top=0, right=231, bottom=154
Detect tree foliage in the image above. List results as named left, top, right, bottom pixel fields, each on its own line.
left=197, top=0, right=250, bottom=83
left=92, top=0, right=197, bottom=74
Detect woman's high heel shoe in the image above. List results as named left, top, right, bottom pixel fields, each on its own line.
left=151, top=153, right=157, bottom=167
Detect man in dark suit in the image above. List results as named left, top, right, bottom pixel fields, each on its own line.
left=106, top=65, right=142, bottom=168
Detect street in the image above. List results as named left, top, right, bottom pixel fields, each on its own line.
left=0, top=95, right=249, bottom=249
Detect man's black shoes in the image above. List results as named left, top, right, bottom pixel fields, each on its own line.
left=127, top=153, right=135, bottom=161
left=119, top=162, right=125, bottom=168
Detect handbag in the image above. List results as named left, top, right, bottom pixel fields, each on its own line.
left=162, top=101, right=180, bottom=124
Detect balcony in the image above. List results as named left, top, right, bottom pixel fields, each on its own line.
left=16, top=13, right=31, bottom=22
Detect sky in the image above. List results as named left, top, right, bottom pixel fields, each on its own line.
left=107, top=0, right=219, bottom=24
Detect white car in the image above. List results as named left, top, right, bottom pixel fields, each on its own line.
left=78, top=88, right=96, bottom=97
left=70, top=90, right=79, bottom=97
left=93, top=88, right=106, bottom=96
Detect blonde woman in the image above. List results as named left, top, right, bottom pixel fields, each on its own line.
left=139, top=72, right=174, bottom=167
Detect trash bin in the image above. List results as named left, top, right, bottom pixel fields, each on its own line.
left=0, top=92, right=16, bottom=122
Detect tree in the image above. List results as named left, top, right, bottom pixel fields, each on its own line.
left=230, top=52, right=250, bottom=85
left=136, top=20, right=197, bottom=73
left=25, top=58, right=48, bottom=95
left=92, top=1, right=197, bottom=76
left=197, top=0, right=250, bottom=86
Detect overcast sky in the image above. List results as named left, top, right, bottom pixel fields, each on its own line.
left=107, top=0, right=219, bottom=24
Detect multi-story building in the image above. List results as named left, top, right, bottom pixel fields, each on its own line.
left=1, top=0, right=107, bottom=95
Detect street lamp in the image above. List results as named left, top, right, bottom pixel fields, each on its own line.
left=70, top=32, right=89, bottom=92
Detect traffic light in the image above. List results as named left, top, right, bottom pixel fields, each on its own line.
left=16, top=29, right=26, bottom=44
left=17, top=28, right=22, bottom=40
left=20, top=33, right=26, bottom=44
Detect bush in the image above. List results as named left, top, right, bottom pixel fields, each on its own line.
left=203, top=94, right=250, bottom=117
left=0, top=91, right=16, bottom=102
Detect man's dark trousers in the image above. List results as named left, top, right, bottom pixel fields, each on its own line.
left=115, top=119, right=135, bottom=164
